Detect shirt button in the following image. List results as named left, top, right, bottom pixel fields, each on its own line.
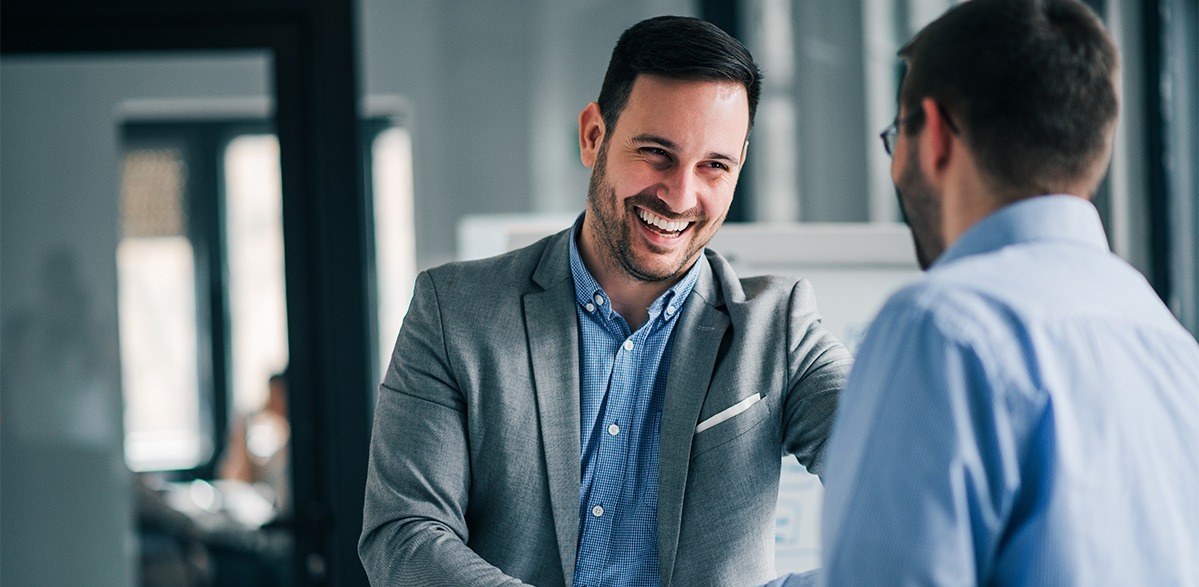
left=608, top=423, right=620, bottom=436
left=592, top=505, right=604, bottom=517
left=623, top=339, right=634, bottom=351
left=666, top=305, right=676, bottom=316
left=585, top=302, right=595, bottom=312
left=594, top=294, right=604, bottom=306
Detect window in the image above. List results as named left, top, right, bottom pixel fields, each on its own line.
left=223, top=134, right=289, bottom=415
left=742, top=0, right=955, bottom=224
left=118, top=146, right=207, bottom=471
left=370, top=124, right=417, bottom=382
left=116, top=113, right=414, bottom=473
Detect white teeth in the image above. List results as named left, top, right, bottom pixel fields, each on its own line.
left=637, top=208, right=690, bottom=233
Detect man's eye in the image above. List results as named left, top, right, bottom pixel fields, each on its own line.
left=704, top=161, right=730, bottom=172
left=641, top=147, right=669, bottom=158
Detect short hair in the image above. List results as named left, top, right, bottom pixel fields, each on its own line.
left=899, top=0, right=1119, bottom=195
left=597, top=15, right=763, bottom=134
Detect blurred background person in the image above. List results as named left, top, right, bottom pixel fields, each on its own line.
left=221, top=371, right=291, bottom=520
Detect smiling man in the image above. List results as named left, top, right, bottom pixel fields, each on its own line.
left=359, top=15, right=851, bottom=587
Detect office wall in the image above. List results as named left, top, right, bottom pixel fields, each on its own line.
left=0, top=53, right=269, bottom=587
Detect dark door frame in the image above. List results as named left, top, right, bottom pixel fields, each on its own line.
left=2, top=2, right=373, bottom=585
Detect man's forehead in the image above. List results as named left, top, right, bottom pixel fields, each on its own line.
left=627, top=73, right=746, bottom=100
left=618, top=75, right=750, bottom=144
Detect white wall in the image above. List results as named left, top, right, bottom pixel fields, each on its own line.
left=0, top=53, right=270, bottom=587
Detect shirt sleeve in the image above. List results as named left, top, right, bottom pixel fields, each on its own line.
left=819, top=287, right=1037, bottom=585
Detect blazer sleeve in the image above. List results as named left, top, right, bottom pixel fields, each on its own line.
left=781, top=278, right=854, bottom=479
left=359, top=271, right=528, bottom=586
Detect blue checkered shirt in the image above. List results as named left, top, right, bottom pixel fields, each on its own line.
left=568, top=224, right=701, bottom=587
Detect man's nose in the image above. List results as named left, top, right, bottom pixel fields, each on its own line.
left=658, top=166, right=699, bottom=213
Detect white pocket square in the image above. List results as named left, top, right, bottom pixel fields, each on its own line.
left=695, top=393, right=762, bottom=433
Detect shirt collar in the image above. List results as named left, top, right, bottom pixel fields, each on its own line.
left=567, top=214, right=702, bottom=323
left=933, top=194, right=1111, bottom=268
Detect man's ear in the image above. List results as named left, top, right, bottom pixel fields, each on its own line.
left=578, top=102, right=606, bottom=168
left=918, top=97, right=955, bottom=179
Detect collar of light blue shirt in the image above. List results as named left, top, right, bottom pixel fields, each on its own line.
left=933, top=194, right=1111, bottom=269
left=567, top=213, right=702, bottom=324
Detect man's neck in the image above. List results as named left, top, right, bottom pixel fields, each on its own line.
left=600, top=273, right=678, bottom=332
left=577, top=225, right=689, bottom=331
left=940, top=161, right=1008, bottom=250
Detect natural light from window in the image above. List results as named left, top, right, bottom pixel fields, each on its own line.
left=224, top=135, right=290, bottom=415
left=118, top=148, right=207, bottom=472
left=372, top=126, right=417, bottom=381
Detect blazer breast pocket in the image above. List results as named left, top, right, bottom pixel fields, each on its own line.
left=690, top=393, right=770, bottom=459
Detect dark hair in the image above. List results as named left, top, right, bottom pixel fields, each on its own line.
left=899, top=0, right=1118, bottom=195
left=597, top=15, right=762, bottom=134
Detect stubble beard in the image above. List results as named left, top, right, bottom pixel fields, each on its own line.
left=585, top=141, right=715, bottom=283
left=896, top=145, right=945, bottom=271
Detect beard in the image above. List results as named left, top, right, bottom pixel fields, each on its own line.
left=895, top=145, right=945, bottom=271
left=584, top=140, right=718, bottom=283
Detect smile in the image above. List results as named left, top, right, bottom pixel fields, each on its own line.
left=636, top=207, right=691, bottom=236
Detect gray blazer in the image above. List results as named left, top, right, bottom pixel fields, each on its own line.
left=360, top=228, right=851, bottom=586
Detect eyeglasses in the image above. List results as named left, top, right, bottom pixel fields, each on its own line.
left=879, top=111, right=924, bottom=157
left=879, top=104, right=960, bottom=157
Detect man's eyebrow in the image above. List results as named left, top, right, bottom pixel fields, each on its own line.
left=631, top=134, right=740, bottom=165
left=707, top=151, right=740, bottom=165
left=631, top=134, right=678, bottom=150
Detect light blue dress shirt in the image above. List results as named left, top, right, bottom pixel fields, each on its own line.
left=568, top=223, right=701, bottom=587
left=820, top=195, right=1199, bottom=585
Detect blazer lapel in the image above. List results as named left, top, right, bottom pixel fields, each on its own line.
left=657, top=258, right=729, bottom=586
left=523, top=230, right=582, bottom=584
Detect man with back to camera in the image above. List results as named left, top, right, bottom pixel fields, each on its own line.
left=814, top=0, right=1199, bottom=584
left=359, top=15, right=852, bottom=587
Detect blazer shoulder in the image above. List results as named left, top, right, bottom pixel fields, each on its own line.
left=738, top=274, right=804, bottom=303
left=705, top=248, right=802, bottom=308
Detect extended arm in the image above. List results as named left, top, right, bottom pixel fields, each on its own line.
left=781, top=279, right=854, bottom=478
left=359, top=271, right=527, bottom=586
